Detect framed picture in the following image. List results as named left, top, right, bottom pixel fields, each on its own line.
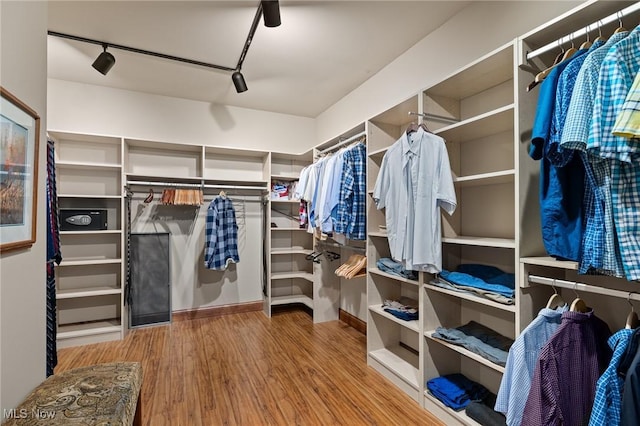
left=0, top=87, right=40, bottom=253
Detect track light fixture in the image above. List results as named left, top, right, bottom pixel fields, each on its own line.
left=232, top=71, right=248, bottom=93
left=261, top=0, right=281, bottom=28
left=48, top=0, right=281, bottom=93
left=92, top=44, right=116, bottom=75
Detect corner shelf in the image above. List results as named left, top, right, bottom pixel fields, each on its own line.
left=270, top=295, right=313, bottom=309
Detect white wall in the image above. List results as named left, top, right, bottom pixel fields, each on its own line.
left=129, top=197, right=264, bottom=312
left=0, top=0, right=48, bottom=412
left=48, top=79, right=316, bottom=154
left=316, top=1, right=582, bottom=143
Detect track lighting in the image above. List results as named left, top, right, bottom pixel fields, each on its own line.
left=49, top=0, right=282, bottom=92
left=261, top=0, right=281, bottom=28
left=92, top=44, right=116, bottom=75
left=232, top=71, right=248, bottom=93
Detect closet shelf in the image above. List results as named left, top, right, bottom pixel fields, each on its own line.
left=270, top=227, right=307, bottom=232
left=271, top=174, right=300, bottom=181
left=423, top=392, right=482, bottom=426
left=520, top=256, right=578, bottom=270
left=425, top=43, right=513, bottom=100
left=270, top=295, right=313, bottom=309
left=368, top=347, right=420, bottom=391
left=369, top=304, right=419, bottom=332
left=367, top=146, right=389, bottom=160
left=271, top=199, right=301, bottom=204
left=60, top=230, right=122, bottom=235
left=367, top=231, right=387, bottom=238
left=434, top=104, right=514, bottom=142
left=56, top=287, right=122, bottom=299
left=125, top=173, right=203, bottom=183
left=453, top=170, right=515, bottom=188
left=270, top=272, right=314, bottom=282
left=424, top=332, right=506, bottom=374
left=442, top=236, right=515, bottom=249
left=57, top=320, right=121, bottom=340
left=368, top=267, right=420, bottom=285
left=58, top=258, right=122, bottom=267
left=56, top=160, right=122, bottom=170
left=270, top=248, right=313, bottom=255
left=58, top=194, right=122, bottom=199
left=423, top=283, right=516, bottom=313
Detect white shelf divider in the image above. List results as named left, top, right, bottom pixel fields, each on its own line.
left=423, top=283, right=516, bottom=313
left=424, top=332, right=506, bottom=373
left=270, top=295, right=313, bottom=309
left=442, top=236, right=516, bottom=249
left=369, top=304, right=420, bottom=332
left=56, top=287, right=122, bottom=299
left=368, top=267, right=420, bottom=285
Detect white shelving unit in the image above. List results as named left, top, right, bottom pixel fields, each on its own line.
left=50, top=131, right=126, bottom=349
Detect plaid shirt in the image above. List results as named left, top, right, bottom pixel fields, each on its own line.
left=204, top=196, right=239, bottom=270
left=335, top=143, right=366, bottom=240
left=613, top=69, right=640, bottom=139
left=592, top=28, right=640, bottom=280
left=589, top=328, right=634, bottom=426
left=560, top=31, right=629, bottom=276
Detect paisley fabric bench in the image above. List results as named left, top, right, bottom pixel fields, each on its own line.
left=4, top=362, right=142, bottom=425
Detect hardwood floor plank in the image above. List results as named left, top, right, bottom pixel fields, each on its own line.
left=56, top=309, right=444, bottom=426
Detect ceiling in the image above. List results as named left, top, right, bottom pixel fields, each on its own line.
left=47, top=1, right=471, bottom=118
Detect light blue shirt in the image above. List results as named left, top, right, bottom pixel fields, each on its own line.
left=373, top=128, right=456, bottom=272
left=495, top=307, right=566, bottom=426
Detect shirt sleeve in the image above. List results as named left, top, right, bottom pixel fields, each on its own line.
left=373, top=152, right=390, bottom=210
left=437, top=141, right=456, bottom=215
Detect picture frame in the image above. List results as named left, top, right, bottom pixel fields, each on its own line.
left=0, top=87, right=40, bottom=253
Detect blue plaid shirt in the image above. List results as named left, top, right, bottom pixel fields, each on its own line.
left=335, top=143, right=366, bottom=240
left=204, top=196, right=239, bottom=270
left=561, top=31, right=629, bottom=276
left=589, top=328, right=634, bottom=426
left=591, top=27, right=640, bottom=280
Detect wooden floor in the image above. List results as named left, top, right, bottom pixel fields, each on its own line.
left=57, top=308, right=443, bottom=426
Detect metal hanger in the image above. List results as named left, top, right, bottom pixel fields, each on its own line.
left=545, top=279, right=565, bottom=309
left=569, top=282, right=588, bottom=313
left=626, top=292, right=639, bottom=329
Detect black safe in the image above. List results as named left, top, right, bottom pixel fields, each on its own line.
left=59, top=209, right=108, bottom=231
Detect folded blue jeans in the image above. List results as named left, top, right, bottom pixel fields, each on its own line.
left=376, top=258, right=418, bottom=280
left=432, top=322, right=513, bottom=366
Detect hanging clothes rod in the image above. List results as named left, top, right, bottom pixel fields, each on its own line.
left=526, top=2, right=640, bottom=61
left=126, top=180, right=267, bottom=191
left=316, top=240, right=366, bottom=254
left=528, top=274, right=640, bottom=302
left=318, top=130, right=367, bottom=155
left=408, top=111, right=459, bottom=124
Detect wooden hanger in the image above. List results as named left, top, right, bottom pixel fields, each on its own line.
left=219, top=190, right=227, bottom=199
left=526, top=44, right=566, bottom=92
left=614, top=12, right=626, bottom=34
left=626, top=292, right=639, bottom=329
left=579, top=26, right=592, bottom=50
left=594, top=20, right=607, bottom=43
left=569, top=282, right=589, bottom=313
left=545, top=280, right=565, bottom=309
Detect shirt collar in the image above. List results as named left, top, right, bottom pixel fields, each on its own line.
left=561, top=309, right=595, bottom=322
left=609, top=328, right=634, bottom=350
left=538, top=307, right=566, bottom=319
left=401, top=127, right=424, bottom=157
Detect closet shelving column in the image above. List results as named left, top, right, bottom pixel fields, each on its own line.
left=420, top=42, right=518, bottom=424
left=516, top=0, right=640, bottom=332
left=49, top=131, right=125, bottom=348
left=366, top=95, right=423, bottom=403
left=267, top=151, right=315, bottom=317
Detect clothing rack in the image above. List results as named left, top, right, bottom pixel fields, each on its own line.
left=408, top=111, right=459, bottom=124
left=317, top=130, right=367, bottom=155
left=525, top=2, right=640, bottom=61
left=126, top=180, right=267, bottom=192
left=527, top=274, right=640, bottom=302
left=316, top=240, right=366, bottom=254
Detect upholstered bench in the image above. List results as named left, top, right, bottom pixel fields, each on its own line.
left=4, top=362, right=142, bottom=425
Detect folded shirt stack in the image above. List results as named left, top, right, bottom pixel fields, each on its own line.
left=426, top=373, right=490, bottom=411
left=376, top=258, right=418, bottom=281
left=466, top=401, right=507, bottom=426
left=432, top=321, right=514, bottom=366
left=432, top=264, right=515, bottom=305
left=382, top=297, right=418, bottom=321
